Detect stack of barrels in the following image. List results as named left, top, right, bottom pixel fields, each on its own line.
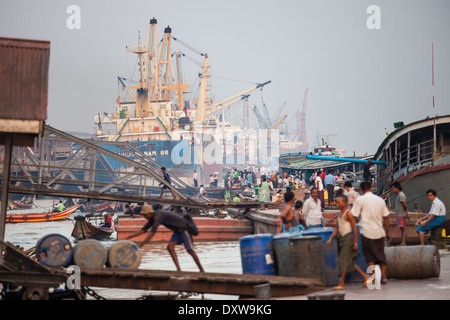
left=239, top=226, right=441, bottom=287
left=35, top=234, right=141, bottom=269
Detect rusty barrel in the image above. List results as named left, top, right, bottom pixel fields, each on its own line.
left=385, top=245, right=440, bottom=279
left=36, top=234, right=73, bottom=267
left=107, top=240, right=141, bottom=269
left=289, top=235, right=326, bottom=286
left=73, top=239, right=107, bottom=269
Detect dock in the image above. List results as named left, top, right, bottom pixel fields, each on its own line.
left=78, top=268, right=324, bottom=299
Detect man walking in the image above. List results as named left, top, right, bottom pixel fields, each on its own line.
left=159, top=167, right=176, bottom=199
left=324, top=169, right=336, bottom=208
left=125, top=205, right=205, bottom=272
left=351, top=181, right=390, bottom=285
left=392, top=182, right=409, bottom=246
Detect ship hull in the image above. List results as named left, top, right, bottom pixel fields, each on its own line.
left=386, top=162, right=450, bottom=219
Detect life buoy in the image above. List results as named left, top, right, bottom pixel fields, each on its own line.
left=45, top=214, right=51, bottom=221
left=22, top=215, right=27, bottom=222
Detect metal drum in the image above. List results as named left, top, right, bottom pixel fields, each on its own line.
left=289, top=235, right=325, bottom=286
left=73, top=239, right=107, bottom=269
left=239, top=234, right=275, bottom=275
left=301, top=227, right=339, bottom=286
left=385, top=245, right=440, bottom=279
left=272, top=232, right=303, bottom=277
left=36, top=234, right=73, bottom=267
left=107, top=240, right=141, bottom=269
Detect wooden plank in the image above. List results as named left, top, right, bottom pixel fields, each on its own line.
left=79, top=268, right=324, bottom=297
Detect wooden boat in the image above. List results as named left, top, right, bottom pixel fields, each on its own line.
left=116, top=214, right=253, bottom=243
left=71, top=214, right=115, bottom=241
left=88, top=201, right=121, bottom=213
left=8, top=196, right=36, bottom=210
left=6, top=204, right=82, bottom=223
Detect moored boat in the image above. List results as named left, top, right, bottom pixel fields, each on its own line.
left=71, top=213, right=115, bottom=241
left=116, top=214, right=253, bottom=243
left=6, top=204, right=82, bottom=223
left=374, top=115, right=450, bottom=218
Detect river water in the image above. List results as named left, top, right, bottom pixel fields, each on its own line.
left=4, top=199, right=243, bottom=300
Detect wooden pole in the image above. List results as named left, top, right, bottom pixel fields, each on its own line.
left=0, top=134, right=13, bottom=241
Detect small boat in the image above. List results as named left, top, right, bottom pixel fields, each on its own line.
left=8, top=196, right=36, bottom=210
left=6, top=204, right=82, bottom=223
left=71, top=213, right=115, bottom=241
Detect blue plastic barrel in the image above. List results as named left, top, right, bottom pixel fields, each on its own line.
left=240, top=234, right=275, bottom=275
left=36, top=234, right=73, bottom=267
left=272, top=231, right=303, bottom=276
left=300, top=227, right=340, bottom=286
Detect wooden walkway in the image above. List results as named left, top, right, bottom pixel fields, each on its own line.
left=79, top=268, right=324, bottom=298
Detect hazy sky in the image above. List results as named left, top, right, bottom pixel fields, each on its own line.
left=1, top=0, right=449, bottom=155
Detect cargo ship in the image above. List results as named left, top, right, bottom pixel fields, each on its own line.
left=93, top=18, right=283, bottom=186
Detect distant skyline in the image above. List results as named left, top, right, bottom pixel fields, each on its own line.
left=1, top=0, right=449, bottom=155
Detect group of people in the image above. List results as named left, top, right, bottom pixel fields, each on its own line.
left=280, top=179, right=447, bottom=291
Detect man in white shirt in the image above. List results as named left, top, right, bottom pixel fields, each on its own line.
left=302, top=188, right=323, bottom=229
left=351, top=181, right=390, bottom=285
left=416, top=189, right=447, bottom=245
left=315, top=170, right=325, bottom=210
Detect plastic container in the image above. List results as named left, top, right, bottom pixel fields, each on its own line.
left=239, top=234, right=275, bottom=275
left=289, top=235, right=325, bottom=286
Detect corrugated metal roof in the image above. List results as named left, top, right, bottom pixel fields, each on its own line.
left=0, top=37, right=50, bottom=121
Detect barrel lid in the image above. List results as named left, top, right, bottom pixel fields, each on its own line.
left=273, top=232, right=303, bottom=240
left=301, top=227, right=334, bottom=234
left=36, top=233, right=73, bottom=267
left=289, top=235, right=322, bottom=241
left=239, top=234, right=273, bottom=241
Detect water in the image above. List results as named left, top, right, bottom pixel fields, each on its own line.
left=4, top=199, right=243, bottom=300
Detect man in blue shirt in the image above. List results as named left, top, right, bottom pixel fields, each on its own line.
left=324, top=169, right=336, bottom=208
left=159, top=167, right=177, bottom=199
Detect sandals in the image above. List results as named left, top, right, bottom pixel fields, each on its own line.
left=333, top=285, right=345, bottom=291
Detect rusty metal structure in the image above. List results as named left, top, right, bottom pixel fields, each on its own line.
left=0, top=37, right=50, bottom=241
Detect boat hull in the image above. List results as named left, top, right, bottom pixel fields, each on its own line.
left=116, top=215, right=253, bottom=243
left=385, top=163, right=450, bottom=220
left=72, top=219, right=114, bottom=241
left=6, top=204, right=82, bottom=223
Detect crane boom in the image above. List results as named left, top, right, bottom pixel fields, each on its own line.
left=267, top=114, right=287, bottom=136
left=117, top=77, right=136, bottom=102
left=252, top=105, right=268, bottom=128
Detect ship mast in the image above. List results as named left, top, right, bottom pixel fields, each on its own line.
left=196, top=54, right=211, bottom=122
left=127, top=31, right=152, bottom=117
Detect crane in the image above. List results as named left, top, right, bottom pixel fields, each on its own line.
left=299, top=88, right=309, bottom=152
left=117, top=77, right=136, bottom=103
left=252, top=105, right=269, bottom=129
left=197, top=80, right=271, bottom=122
left=267, top=114, right=287, bottom=137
